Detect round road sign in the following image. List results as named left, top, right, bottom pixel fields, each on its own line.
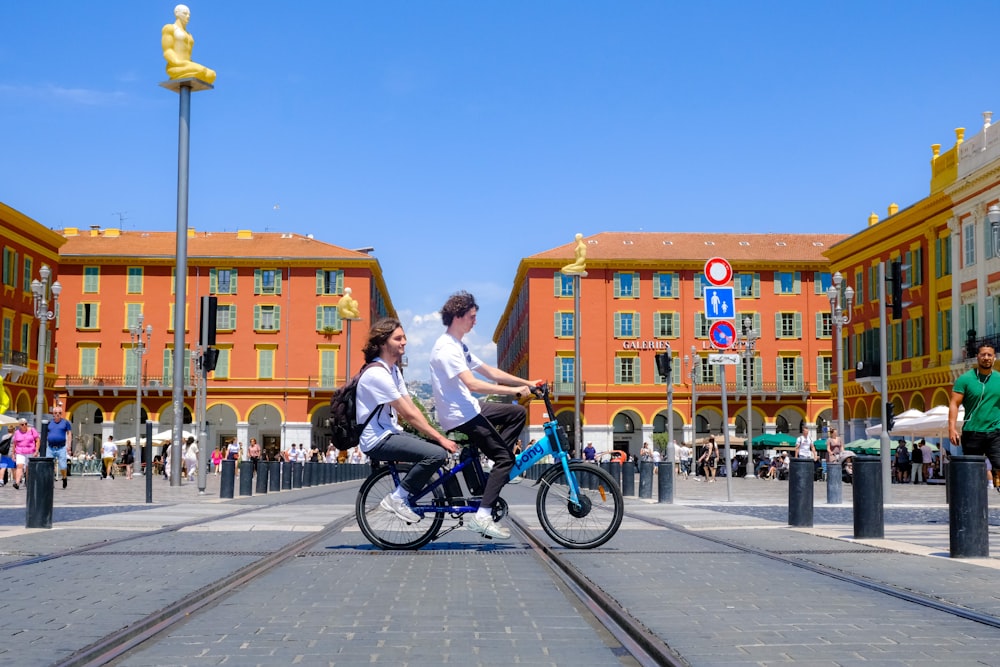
left=709, top=320, right=737, bottom=350
left=704, top=257, right=733, bottom=286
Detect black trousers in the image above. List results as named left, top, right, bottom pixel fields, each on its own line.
left=454, top=402, right=526, bottom=511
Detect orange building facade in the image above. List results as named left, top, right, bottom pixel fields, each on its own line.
left=494, top=233, right=846, bottom=458
left=52, top=226, right=394, bottom=459
left=0, top=203, right=66, bottom=424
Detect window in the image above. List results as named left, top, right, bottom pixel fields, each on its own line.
left=213, top=348, right=231, bottom=379
left=1, top=247, right=17, bottom=288
left=316, top=305, right=341, bottom=332
left=654, top=353, right=680, bottom=385
left=163, top=348, right=192, bottom=383
left=254, top=269, right=282, bottom=295
left=964, top=222, right=976, bottom=267
left=614, top=312, right=638, bottom=338
left=83, top=266, right=100, bottom=293
left=694, top=313, right=709, bottom=338
left=124, top=347, right=140, bottom=385
left=937, top=309, right=952, bottom=352
left=316, top=269, right=344, bottom=296
left=736, top=356, right=762, bottom=391
left=777, top=356, right=803, bottom=392
left=868, top=265, right=877, bottom=302
left=613, top=272, right=639, bottom=298
left=774, top=271, right=801, bottom=294
left=554, top=272, right=574, bottom=297
left=1, top=317, right=11, bottom=356
left=554, top=312, right=574, bottom=338
left=320, top=349, right=337, bottom=387
left=614, top=355, right=640, bottom=384
left=125, top=303, right=143, bottom=330
left=697, top=359, right=718, bottom=384
left=775, top=312, right=802, bottom=339
left=817, top=356, right=832, bottom=391
left=653, top=312, right=679, bottom=338
left=126, top=267, right=143, bottom=294
left=814, top=271, right=832, bottom=294
left=76, top=303, right=99, bottom=330
left=80, top=347, right=98, bottom=378
left=554, top=356, right=575, bottom=392
left=22, top=256, right=32, bottom=292
left=736, top=272, right=760, bottom=298
left=935, top=235, right=952, bottom=278
left=906, top=247, right=924, bottom=287
left=217, top=304, right=237, bottom=331
left=258, top=348, right=274, bottom=379
left=906, top=317, right=925, bottom=358
left=854, top=270, right=864, bottom=305
left=890, top=321, right=902, bottom=361
left=816, top=312, right=833, bottom=338
left=20, top=322, right=30, bottom=353
left=653, top=272, right=677, bottom=298
left=255, top=305, right=281, bottom=332
left=211, top=268, right=238, bottom=295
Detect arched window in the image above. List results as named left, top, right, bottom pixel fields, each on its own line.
left=775, top=415, right=789, bottom=434
left=613, top=413, right=635, bottom=433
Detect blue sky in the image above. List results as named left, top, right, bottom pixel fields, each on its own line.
left=2, top=1, right=995, bottom=380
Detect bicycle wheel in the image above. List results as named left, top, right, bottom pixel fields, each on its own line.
left=536, top=462, right=623, bottom=549
left=356, top=464, right=444, bottom=550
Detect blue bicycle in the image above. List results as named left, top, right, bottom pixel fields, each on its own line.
left=356, top=384, right=624, bottom=550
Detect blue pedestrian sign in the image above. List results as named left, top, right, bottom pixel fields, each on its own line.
left=703, top=286, right=735, bottom=320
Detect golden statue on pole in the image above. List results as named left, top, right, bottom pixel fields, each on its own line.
left=162, top=4, right=216, bottom=84
left=561, top=233, right=588, bottom=275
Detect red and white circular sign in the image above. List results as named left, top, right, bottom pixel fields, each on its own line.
left=704, top=257, right=733, bottom=286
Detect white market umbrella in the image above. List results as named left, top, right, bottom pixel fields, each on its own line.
left=0, top=414, right=19, bottom=425
left=151, top=429, right=196, bottom=445
left=865, top=408, right=925, bottom=437
left=902, top=405, right=963, bottom=439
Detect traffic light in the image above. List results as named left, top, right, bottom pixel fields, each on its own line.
left=890, top=261, right=903, bottom=320
left=203, top=347, right=220, bottom=373
left=655, top=352, right=672, bottom=382
left=886, top=402, right=895, bottom=432
left=199, top=296, right=218, bottom=346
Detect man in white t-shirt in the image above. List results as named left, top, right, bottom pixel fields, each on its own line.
left=429, top=291, right=541, bottom=540
left=358, top=317, right=458, bottom=523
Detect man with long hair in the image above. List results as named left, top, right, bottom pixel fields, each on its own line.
left=430, top=292, right=542, bottom=539
left=358, top=318, right=458, bottom=522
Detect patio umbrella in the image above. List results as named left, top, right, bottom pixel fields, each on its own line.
left=0, top=414, right=19, bottom=425
left=865, top=408, right=925, bottom=437
left=751, top=433, right=798, bottom=448
left=151, top=429, right=196, bottom=445
left=902, top=405, right=962, bottom=439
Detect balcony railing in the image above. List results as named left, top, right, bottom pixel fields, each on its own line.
left=1, top=349, right=29, bottom=367
left=552, top=381, right=587, bottom=398
left=969, top=332, right=1000, bottom=359
left=694, top=380, right=807, bottom=395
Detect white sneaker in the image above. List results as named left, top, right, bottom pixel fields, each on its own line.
left=380, top=493, right=420, bottom=523
left=466, top=515, right=511, bottom=540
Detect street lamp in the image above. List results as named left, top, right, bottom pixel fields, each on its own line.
left=740, top=316, right=759, bottom=476
left=31, top=264, right=61, bottom=432
left=826, top=272, right=855, bottom=441
left=988, top=204, right=1000, bottom=256
left=130, top=314, right=153, bottom=462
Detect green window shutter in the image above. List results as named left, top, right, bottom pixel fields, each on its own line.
left=274, top=305, right=281, bottom=331
left=254, top=269, right=262, bottom=295
left=163, top=350, right=172, bottom=379
left=634, top=312, right=641, bottom=337
left=254, top=305, right=261, bottom=330
left=316, top=306, right=324, bottom=330
left=794, top=272, right=801, bottom=294
left=231, top=269, right=238, bottom=295
left=554, top=312, right=560, bottom=337
left=694, top=312, right=703, bottom=337
left=275, top=271, right=282, bottom=295
left=554, top=272, right=561, bottom=296
left=76, top=303, right=84, bottom=328
left=614, top=357, right=622, bottom=384
left=316, top=270, right=324, bottom=295
left=672, top=312, right=680, bottom=337
left=336, top=271, right=344, bottom=294
left=775, top=357, right=782, bottom=390
left=815, top=312, right=823, bottom=337
left=230, top=305, right=237, bottom=329
left=634, top=357, right=641, bottom=384
left=554, top=357, right=561, bottom=384
left=632, top=273, right=640, bottom=298
left=795, top=357, right=803, bottom=389
left=794, top=313, right=802, bottom=338
left=773, top=274, right=780, bottom=295
left=774, top=312, right=781, bottom=338
left=752, top=273, right=759, bottom=297
left=613, top=273, right=621, bottom=298
left=614, top=312, right=621, bottom=337
left=653, top=272, right=661, bottom=296
left=209, top=268, right=217, bottom=294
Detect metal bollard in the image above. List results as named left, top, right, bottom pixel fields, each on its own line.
left=638, top=461, right=654, bottom=498
left=255, top=460, right=269, bottom=494
left=948, top=455, right=989, bottom=558
left=621, top=461, right=636, bottom=496
left=239, top=461, right=254, bottom=496
left=303, top=462, right=313, bottom=487
left=292, top=462, right=303, bottom=488
left=220, top=460, right=236, bottom=498
left=852, top=455, right=884, bottom=538
left=657, top=462, right=673, bottom=503
left=826, top=462, right=843, bottom=505
left=281, top=461, right=293, bottom=489
left=609, top=462, right=622, bottom=491
left=26, top=457, right=55, bottom=529
left=788, top=457, right=814, bottom=527
left=269, top=461, right=281, bottom=492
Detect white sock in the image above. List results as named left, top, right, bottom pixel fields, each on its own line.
left=392, top=486, right=408, bottom=501
left=475, top=508, right=492, bottom=520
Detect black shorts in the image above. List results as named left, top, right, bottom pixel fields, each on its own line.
left=959, top=431, right=1000, bottom=468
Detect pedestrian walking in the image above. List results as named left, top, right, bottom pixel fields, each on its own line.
left=949, top=343, right=1000, bottom=492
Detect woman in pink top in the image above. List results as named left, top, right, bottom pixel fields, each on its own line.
left=11, top=418, right=39, bottom=490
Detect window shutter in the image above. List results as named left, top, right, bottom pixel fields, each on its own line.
left=554, top=357, right=561, bottom=385
left=795, top=357, right=803, bottom=389
left=336, top=271, right=344, bottom=294
left=254, top=305, right=261, bottom=330
left=275, top=271, right=282, bottom=295
left=554, top=272, right=561, bottom=296
left=254, top=269, right=262, bottom=295
left=672, top=312, right=680, bottom=337
left=231, top=269, right=238, bottom=295
left=774, top=312, right=781, bottom=338
left=632, top=273, right=640, bottom=298
left=793, top=272, right=801, bottom=294
left=209, top=268, right=217, bottom=294
left=76, top=303, right=84, bottom=328
left=633, top=312, right=641, bottom=337
left=634, top=357, right=641, bottom=384
left=613, top=273, right=621, bottom=298
left=614, top=312, right=621, bottom=337
left=815, top=312, right=823, bottom=337
left=316, top=270, right=324, bottom=295
left=614, top=357, right=622, bottom=384
left=794, top=313, right=802, bottom=338
left=554, top=312, right=560, bottom=337
left=230, top=305, right=237, bottom=328
left=653, top=272, right=661, bottom=296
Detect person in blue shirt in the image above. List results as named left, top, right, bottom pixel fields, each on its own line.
left=46, top=406, right=73, bottom=489
left=583, top=442, right=596, bottom=462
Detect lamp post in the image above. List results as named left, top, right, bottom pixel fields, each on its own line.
left=826, top=272, right=855, bottom=441
left=989, top=204, right=1000, bottom=256
left=689, top=345, right=699, bottom=454
left=31, top=264, right=61, bottom=432
left=130, top=314, right=153, bottom=468
left=741, top=317, right=759, bottom=476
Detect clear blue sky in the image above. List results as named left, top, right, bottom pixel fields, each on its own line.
left=2, top=1, right=994, bottom=380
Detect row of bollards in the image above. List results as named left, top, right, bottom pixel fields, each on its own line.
left=218, top=459, right=372, bottom=499
left=788, top=454, right=990, bottom=558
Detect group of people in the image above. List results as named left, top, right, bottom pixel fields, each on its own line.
left=892, top=439, right=938, bottom=484
left=1, top=407, right=74, bottom=490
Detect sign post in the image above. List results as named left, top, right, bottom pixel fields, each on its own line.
left=703, top=257, right=734, bottom=502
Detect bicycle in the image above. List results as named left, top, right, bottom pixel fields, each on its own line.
left=355, top=383, right=624, bottom=550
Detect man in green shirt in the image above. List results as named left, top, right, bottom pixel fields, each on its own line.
left=950, top=344, right=1000, bottom=492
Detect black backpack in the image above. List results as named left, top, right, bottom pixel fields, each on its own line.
left=328, top=362, right=384, bottom=451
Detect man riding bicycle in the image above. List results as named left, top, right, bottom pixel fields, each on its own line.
left=430, top=291, right=542, bottom=540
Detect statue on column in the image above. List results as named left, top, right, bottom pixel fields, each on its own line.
left=561, top=233, right=588, bottom=275
left=337, top=287, right=361, bottom=320
left=162, top=4, right=217, bottom=84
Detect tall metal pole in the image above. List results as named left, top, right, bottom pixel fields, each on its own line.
left=878, top=261, right=891, bottom=504
left=690, top=346, right=698, bottom=452
left=827, top=273, right=854, bottom=443
left=720, top=362, right=733, bottom=502
left=170, top=82, right=192, bottom=486
left=31, top=265, right=60, bottom=433
left=742, top=317, right=757, bottom=477
left=573, top=274, right=582, bottom=454
left=666, top=345, right=674, bottom=465
left=345, top=319, right=353, bottom=381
